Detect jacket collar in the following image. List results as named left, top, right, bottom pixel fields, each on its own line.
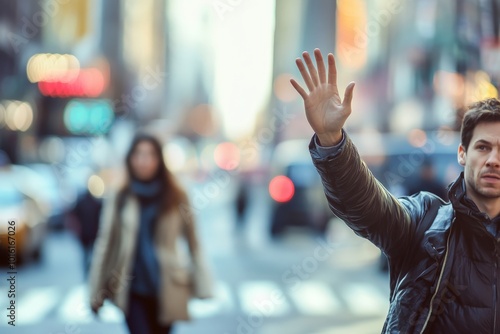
left=448, top=172, right=489, bottom=223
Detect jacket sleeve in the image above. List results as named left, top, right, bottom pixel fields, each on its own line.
left=179, top=199, right=214, bottom=299
left=88, top=191, right=118, bottom=306
left=309, top=131, right=418, bottom=255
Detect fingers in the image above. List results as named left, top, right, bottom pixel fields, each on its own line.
left=295, top=58, right=314, bottom=92
left=290, top=78, right=308, bottom=100
left=293, top=50, right=340, bottom=99
left=342, top=82, right=355, bottom=108
left=314, top=49, right=327, bottom=84
left=303, top=52, right=319, bottom=87
left=327, top=53, right=338, bottom=87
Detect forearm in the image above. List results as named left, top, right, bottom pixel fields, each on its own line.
left=88, top=193, right=117, bottom=303
left=309, top=130, right=412, bottom=251
left=89, top=233, right=109, bottom=300
left=180, top=201, right=213, bottom=299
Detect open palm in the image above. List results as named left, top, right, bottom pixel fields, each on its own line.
left=290, top=49, right=355, bottom=146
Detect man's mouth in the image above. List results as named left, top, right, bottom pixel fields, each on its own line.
left=481, top=173, right=500, bottom=182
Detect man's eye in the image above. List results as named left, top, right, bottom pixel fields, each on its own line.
left=478, top=146, right=488, bottom=151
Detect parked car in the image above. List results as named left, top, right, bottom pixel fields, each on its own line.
left=24, top=163, right=77, bottom=230
left=268, top=139, right=332, bottom=237
left=0, top=169, right=48, bottom=264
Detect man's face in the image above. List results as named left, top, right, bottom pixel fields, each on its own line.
left=458, top=122, right=500, bottom=199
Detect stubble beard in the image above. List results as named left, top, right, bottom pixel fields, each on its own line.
left=468, top=173, right=500, bottom=199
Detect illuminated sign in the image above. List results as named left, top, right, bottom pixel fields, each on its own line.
left=63, top=99, right=114, bottom=134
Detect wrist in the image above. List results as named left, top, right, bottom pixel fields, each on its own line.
left=317, top=131, right=342, bottom=147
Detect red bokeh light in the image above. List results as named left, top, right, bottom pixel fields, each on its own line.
left=38, top=68, right=106, bottom=98
left=214, top=142, right=240, bottom=170
left=269, top=175, right=295, bottom=203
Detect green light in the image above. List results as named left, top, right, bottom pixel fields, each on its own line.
left=64, top=99, right=114, bottom=135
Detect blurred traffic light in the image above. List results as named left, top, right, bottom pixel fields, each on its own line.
left=63, top=99, right=114, bottom=135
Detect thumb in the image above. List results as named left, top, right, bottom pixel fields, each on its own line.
left=342, top=82, right=355, bottom=108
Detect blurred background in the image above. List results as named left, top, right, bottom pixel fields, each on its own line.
left=0, top=0, right=498, bottom=333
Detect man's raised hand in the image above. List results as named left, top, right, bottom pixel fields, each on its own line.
left=290, top=49, right=355, bottom=146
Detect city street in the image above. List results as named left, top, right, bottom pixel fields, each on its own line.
left=0, top=184, right=390, bottom=334
left=1, top=1, right=498, bottom=333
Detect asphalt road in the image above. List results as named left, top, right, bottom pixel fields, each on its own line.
left=0, top=183, right=390, bottom=334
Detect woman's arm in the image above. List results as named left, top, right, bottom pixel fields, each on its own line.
left=88, top=192, right=118, bottom=312
left=179, top=199, right=213, bottom=299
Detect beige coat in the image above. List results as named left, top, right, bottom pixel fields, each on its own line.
left=88, top=190, right=213, bottom=325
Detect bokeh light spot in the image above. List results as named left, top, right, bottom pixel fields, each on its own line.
left=269, top=175, right=295, bottom=203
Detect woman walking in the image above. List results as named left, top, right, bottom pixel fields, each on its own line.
left=89, top=133, right=212, bottom=334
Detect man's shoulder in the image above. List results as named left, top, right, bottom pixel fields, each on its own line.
left=400, top=190, right=448, bottom=207
left=398, top=191, right=452, bottom=227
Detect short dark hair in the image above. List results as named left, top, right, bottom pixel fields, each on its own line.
left=460, top=98, right=500, bottom=151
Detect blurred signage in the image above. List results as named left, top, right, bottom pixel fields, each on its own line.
left=63, top=99, right=114, bottom=135
left=336, top=0, right=368, bottom=70
left=51, top=0, right=91, bottom=43
left=27, top=53, right=109, bottom=98
left=0, top=100, right=33, bottom=132
left=38, top=68, right=107, bottom=98
left=27, top=53, right=80, bottom=83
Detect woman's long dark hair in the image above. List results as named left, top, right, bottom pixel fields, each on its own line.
left=117, top=133, right=187, bottom=213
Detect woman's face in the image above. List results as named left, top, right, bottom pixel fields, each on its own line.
left=130, top=141, right=160, bottom=181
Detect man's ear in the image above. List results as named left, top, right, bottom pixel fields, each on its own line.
left=458, top=144, right=466, bottom=166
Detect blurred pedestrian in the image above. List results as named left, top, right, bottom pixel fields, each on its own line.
left=235, top=177, right=249, bottom=230
left=70, top=187, right=102, bottom=277
left=407, top=158, right=448, bottom=200
left=89, top=133, right=213, bottom=334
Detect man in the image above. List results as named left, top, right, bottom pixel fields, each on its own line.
left=290, top=49, right=500, bottom=333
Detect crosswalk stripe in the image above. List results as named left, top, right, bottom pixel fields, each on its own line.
left=57, top=284, right=123, bottom=324
left=340, top=283, right=389, bottom=316
left=190, top=281, right=234, bottom=318
left=16, top=286, right=60, bottom=326
left=99, top=300, right=125, bottom=323
left=0, top=279, right=390, bottom=325
left=288, top=281, right=342, bottom=315
left=0, top=287, right=7, bottom=307
left=311, top=318, right=386, bottom=334
left=238, top=281, right=290, bottom=317
left=57, top=284, right=93, bottom=323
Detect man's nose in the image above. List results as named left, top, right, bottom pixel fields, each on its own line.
left=486, top=149, right=500, bottom=168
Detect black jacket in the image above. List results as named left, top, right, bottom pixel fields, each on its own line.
left=310, top=132, right=500, bottom=334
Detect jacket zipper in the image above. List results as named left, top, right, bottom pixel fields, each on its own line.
left=494, top=245, right=498, bottom=333
left=419, top=220, right=454, bottom=334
